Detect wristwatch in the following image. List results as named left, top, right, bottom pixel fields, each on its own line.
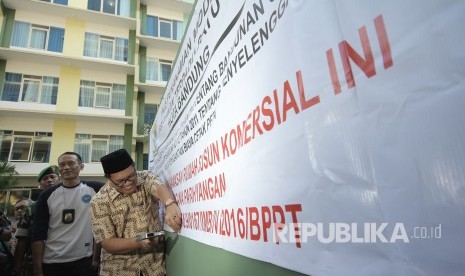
left=165, top=198, right=177, bottom=207
left=135, top=231, right=164, bottom=241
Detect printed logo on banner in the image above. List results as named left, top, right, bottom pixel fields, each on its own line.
left=272, top=223, right=442, bottom=245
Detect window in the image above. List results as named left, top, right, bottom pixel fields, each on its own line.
left=30, top=25, right=47, bottom=49
left=10, top=136, right=32, bottom=161
left=1, top=73, right=58, bottom=104
left=48, top=27, right=65, bottom=52
left=115, top=38, right=128, bottom=61
left=1, top=73, right=22, bottom=102
left=84, top=32, right=128, bottom=62
left=79, top=80, right=94, bottom=107
left=32, top=132, right=52, bottom=162
left=99, top=37, right=114, bottom=59
left=103, top=0, right=116, bottom=14
left=143, top=153, right=148, bottom=170
left=160, top=61, right=172, bottom=81
left=40, top=0, right=68, bottom=4
left=21, top=76, right=41, bottom=102
left=109, top=136, right=123, bottom=153
left=146, top=58, right=158, bottom=82
left=0, top=131, right=52, bottom=163
left=74, top=134, right=123, bottom=163
left=95, top=84, right=111, bottom=108
left=87, top=0, right=130, bottom=17
left=41, top=77, right=59, bottom=104
left=144, top=104, right=158, bottom=125
left=74, top=134, right=91, bottom=163
left=11, top=21, right=64, bottom=53
left=159, top=19, right=172, bottom=39
left=112, top=84, right=126, bottom=110
left=0, top=130, right=12, bottom=161
left=147, top=16, right=158, bottom=37
left=79, top=80, right=126, bottom=109
left=91, top=138, right=107, bottom=162
left=146, top=58, right=172, bottom=82
left=146, top=15, right=183, bottom=41
left=142, top=104, right=158, bottom=136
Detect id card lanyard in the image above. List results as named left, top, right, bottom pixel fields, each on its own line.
left=62, top=183, right=83, bottom=224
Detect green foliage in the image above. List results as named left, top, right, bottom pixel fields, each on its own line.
left=0, top=161, right=19, bottom=190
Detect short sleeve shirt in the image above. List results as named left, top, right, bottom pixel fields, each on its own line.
left=90, top=171, right=165, bottom=276
left=32, top=182, right=102, bottom=263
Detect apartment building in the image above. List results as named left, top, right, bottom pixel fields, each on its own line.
left=0, top=0, right=193, bottom=216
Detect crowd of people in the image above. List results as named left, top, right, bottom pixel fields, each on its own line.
left=1, top=149, right=182, bottom=276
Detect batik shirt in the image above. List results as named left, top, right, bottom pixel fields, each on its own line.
left=90, top=171, right=165, bottom=276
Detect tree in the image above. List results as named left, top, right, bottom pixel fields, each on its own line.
left=0, top=161, right=19, bottom=191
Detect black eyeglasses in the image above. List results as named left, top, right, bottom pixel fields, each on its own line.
left=110, top=172, right=138, bottom=187
left=15, top=205, right=27, bottom=211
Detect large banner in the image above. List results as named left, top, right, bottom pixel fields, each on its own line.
left=150, top=0, right=465, bottom=275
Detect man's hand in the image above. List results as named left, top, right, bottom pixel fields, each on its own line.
left=137, top=237, right=162, bottom=253
left=165, top=203, right=182, bottom=233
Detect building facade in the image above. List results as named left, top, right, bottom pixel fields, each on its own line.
left=0, top=0, right=193, bottom=216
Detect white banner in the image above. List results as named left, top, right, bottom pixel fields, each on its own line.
left=150, top=0, right=465, bottom=275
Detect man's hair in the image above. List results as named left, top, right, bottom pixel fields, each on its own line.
left=58, top=151, right=83, bottom=163
left=15, top=198, right=32, bottom=205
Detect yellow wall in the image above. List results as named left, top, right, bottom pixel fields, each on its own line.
left=56, top=66, right=81, bottom=112
left=63, top=18, right=85, bottom=57
left=50, top=120, right=77, bottom=163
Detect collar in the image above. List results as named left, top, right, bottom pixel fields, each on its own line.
left=107, top=181, right=122, bottom=201
left=62, top=182, right=82, bottom=189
